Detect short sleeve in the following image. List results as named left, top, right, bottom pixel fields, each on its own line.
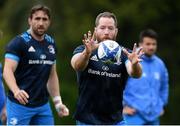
left=73, top=45, right=85, bottom=55
left=5, top=36, right=23, bottom=62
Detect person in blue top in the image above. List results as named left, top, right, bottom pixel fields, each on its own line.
left=0, top=63, right=6, bottom=125
left=3, top=4, right=69, bottom=125
left=71, top=12, right=144, bottom=125
left=123, top=29, right=169, bottom=125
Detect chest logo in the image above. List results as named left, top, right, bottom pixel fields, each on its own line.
left=40, top=54, right=46, bottom=60
left=28, top=46, right=36, bottom=52
left=142, top=73, right=147, bottom=77
left=102, top=65, right=109, bottom=71
left=154, top=72, right=160, bottom=80
left=48, top=45, right=55, bottom=54
left=90, top=55, right=99, bottom=61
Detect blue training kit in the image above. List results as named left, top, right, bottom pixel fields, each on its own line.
left=5, top=30, right=57, bottom=125
left=7, top=98, right=53, bottom=125
left=123, top=54, right=169, bottom=124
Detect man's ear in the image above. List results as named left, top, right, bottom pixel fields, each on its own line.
left=47, top=17, right=51, bottom=26
left=28, top=17, right=31, bottom=26
left=94, top=27, right=97, bottom=32
left=93, top=27, right=97, bottom=41
left=114, top=28, right=118, bottom=38
left=139, top=42, right=142, bottom=47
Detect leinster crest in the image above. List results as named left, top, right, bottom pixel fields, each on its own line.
left=48, top=45, right=55, bottom=54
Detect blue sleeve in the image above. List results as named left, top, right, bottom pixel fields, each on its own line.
left=73, top=45, right=85, bottom=55
left=5, top=36, right=23, bottom=62
left=160, top=62, right=169, bottom=106
left=0, top=63, right=6, bottom=110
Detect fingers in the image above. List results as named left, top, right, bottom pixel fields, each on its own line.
left=84, top=33, right=87, bottom=41
left=62, top=106, right=69, bottom=116
left=132, top=43, right=137, bottom=52
left=82, top=31, right=94, bottom=44
left=14, top=90, right=29, bottom=105
left=137, top=46, right=143, bottom=54
left=91, top=31, right=96, bottom=41
left=137, top=47, right=144, bottom=57
left=123, top=106, right=136, bottom=115
left=82, top=39, right=86, bottom=45
left=0, top=106, right=6, bottom=124
left=87, top=31, right=91, bottom=40
left=122, top=47, right=129, bottom=56
left=57, top=104, right=69, bottom=117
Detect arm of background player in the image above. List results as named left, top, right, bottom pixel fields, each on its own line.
left=3, top=58, right=29, bottom=104
left=0, top=103, right=6, bottom=124
left=160, top=65, right=169, bottom=106
left=47, top=64, right=69, bottom=117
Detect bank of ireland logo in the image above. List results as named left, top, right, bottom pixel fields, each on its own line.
left=102, top=65, right=109, bottom=71
left=48, top=45, right=55, bottom=54
left=40, top=54, right=46, bottom=60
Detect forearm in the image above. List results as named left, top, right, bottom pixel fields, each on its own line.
left=161, top=68, right=169, bottom=105
left=47, top=71, right=60, bottom=97
left=47, top=65, right=69, bottom=116
left=160, top=85, right=169, bottom=105
left=71, top=49, right=91, bottom=71
left=131, top=63, right=142, bottom=78
left=3, top=69, right=20, bottom=94
left=127, top=61, right=142, bottom=78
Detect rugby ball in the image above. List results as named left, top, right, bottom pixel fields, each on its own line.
left=97, top=40, right=121, bottom=64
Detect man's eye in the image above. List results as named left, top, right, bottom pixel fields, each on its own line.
left=108, top=27, right=114, bottom=30
left=43, top=18, right=48, bottom=21
left=100, top=27, right=105, bottom=29
left=35, top=17, right=40, bottom=20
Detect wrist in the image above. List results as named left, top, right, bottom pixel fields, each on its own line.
left=13, top=89, right=21, bottom=96
left=53, top=96, right=62, bottom=105
left=53, top=96, right=63, bottom=112
left=82, top=50, right=91, bottom=58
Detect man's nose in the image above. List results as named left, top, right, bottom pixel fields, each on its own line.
left=104, top=28, right=110, bottom=34
left=38, top=19, right=44, bottom=25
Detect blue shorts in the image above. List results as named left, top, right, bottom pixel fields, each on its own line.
left=123, top=113, right=159, bottom=125
left=7, top=98, right=54, bottom=125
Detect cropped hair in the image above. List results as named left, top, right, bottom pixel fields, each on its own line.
left=95, top=12, right=117, bottom=27
left=29, top=4, right=51, bottom=19
left=139, top=29, right=158, bottom=42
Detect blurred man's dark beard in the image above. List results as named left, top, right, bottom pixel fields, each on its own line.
left=33, top=29, right=45, bottom=37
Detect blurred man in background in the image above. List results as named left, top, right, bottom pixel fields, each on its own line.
left=3, top=4, right=69, bottom=125
left=0, top=63, right=6, bottom=125
left=123, top=29, right=169, bottom=125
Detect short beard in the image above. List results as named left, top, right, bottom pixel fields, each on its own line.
left=33, top=29, right=45, bottom=37
left=96, top=36, right=116, bottom=43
